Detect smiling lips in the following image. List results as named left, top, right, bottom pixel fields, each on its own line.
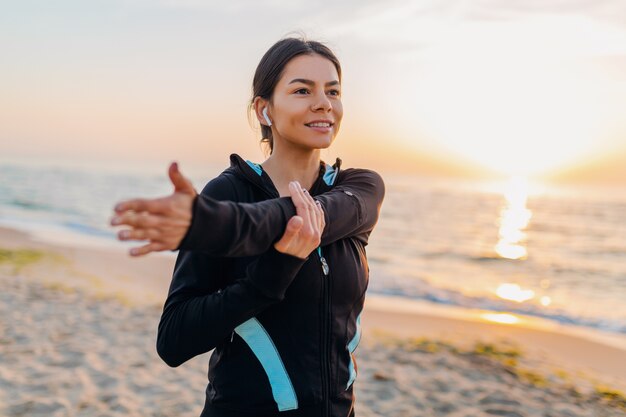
left=305, top=120, right=334, bottom=132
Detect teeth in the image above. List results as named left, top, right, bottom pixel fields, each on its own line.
left=308, top=123, right=331, bottom=127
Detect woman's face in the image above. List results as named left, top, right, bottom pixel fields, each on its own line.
left=265, top=53, right=343, bottom=151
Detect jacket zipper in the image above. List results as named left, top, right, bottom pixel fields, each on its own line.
left=317, top=246, right=331, bottom=417
left=244, top=162, right=334, bottom=414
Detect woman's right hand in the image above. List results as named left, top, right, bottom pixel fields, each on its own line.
left=110, top=162, right=197, bottom=256
left=273, top=181, right=325, bottom=260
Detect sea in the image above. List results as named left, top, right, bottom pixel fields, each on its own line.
left=1, top=159, right=625, bottom=346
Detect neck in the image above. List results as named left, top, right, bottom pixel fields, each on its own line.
left=260, top=145, right=322, bottom=193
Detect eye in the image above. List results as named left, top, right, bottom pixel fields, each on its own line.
left=294, top=88, right=310, bottom=94
left=328, top=89, right=341, bottom=96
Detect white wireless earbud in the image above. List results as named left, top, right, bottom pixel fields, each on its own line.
left=262, top=107, right=272, bottom=126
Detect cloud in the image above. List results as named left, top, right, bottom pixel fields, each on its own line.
left=316, top=0, right=626, bottom=59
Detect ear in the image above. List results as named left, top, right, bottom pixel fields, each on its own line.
left=253, top=97, right=271, bottom=127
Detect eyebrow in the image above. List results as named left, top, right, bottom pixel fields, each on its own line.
left=288, top=78, right=340, bottom=87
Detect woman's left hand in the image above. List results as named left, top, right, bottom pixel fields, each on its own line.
left=273, top=181, right=325, bottom=259
left=110, top=162, right=197, bottom=256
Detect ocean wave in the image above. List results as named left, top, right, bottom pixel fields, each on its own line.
left=366, top=284, right=626, bottom=335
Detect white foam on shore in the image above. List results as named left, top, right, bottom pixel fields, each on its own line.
left=365, top=293, right=626, bottom=352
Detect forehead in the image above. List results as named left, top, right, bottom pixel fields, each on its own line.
left=278, top=54, right=339, bottom=85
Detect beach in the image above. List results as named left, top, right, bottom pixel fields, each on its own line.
left=1, top=225, right=624, bottom=417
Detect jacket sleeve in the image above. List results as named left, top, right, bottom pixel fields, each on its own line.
left=156, top=175, right=308, bottom=368
left=176, top=168, right=385, bottom=256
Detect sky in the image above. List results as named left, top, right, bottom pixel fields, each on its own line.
left=1, top=0, right=626, bottom=184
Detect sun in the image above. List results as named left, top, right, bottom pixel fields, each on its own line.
left=396, top=16, right=621, bottom=177
left=415, top=57, right=607, bottom=176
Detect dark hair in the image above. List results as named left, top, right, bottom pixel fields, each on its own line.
left=248, top=35, right=342, bottom=155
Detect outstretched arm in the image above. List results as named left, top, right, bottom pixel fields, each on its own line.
left=112, top=163, right=385, bottom=257
left=177, top=167, right=384, bottom=255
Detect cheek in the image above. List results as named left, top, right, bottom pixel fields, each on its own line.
left=281, top=102, right=308, bottom=124
left=334, top=99, right=343, bottom=113
left=334, top=104, right=344, bottom=123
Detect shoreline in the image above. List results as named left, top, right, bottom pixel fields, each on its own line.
left=365, top=293, right=626, bottom=351
left=3, top=223, right=625, bottom=344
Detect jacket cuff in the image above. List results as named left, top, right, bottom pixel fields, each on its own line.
left=246, top=245, right=308, bottom=301
left=176, top=194, right=201, bottom=251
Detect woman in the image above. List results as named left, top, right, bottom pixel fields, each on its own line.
left=111, top=37, right=385, bottom=417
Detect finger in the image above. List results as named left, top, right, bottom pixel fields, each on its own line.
left=168, top=162, right=197, bottom=195
left=302, top=187, right=322, bottom=235
left=302, top=188, right=322, bottom=233
left=286, top=215, right=304, bottom=234
left=276, top=216, right=311, bottom=259
left=129, top=242, right=168, bottom=257
left=114, top=197, right=171, bottom=215
left=114, top=199, right=150, bottom=214
left=117, top=227, right=159, bottom=241
left=111, top=211, right=160, bottom=228
left=280, top=216, right=304, bottom=250
left=288, top=183, right=314, bottom=244
left=288, top=181, right=307, bottom=209
left=292, top=182, right=314, bottom=235
left=289, top=182, right=310, bottom=224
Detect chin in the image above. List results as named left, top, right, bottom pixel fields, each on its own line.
left=312, top=137, right=333, bottom=149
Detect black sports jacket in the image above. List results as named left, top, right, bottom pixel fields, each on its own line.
left=157, top=153, right=385, bottom=417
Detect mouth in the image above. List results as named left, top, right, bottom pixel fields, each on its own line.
left=304, top=121, right=334, bottom=132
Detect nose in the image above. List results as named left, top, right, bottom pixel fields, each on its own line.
left=312, top=92, right=332, bottom=113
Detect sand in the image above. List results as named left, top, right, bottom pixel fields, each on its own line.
left=0, top=226, right=624, bottom=417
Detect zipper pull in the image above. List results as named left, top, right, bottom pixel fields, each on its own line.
left=230, top=331, right=234, bottom=342
left=320, top=257, right=329, bottom=276
left=317, top=247, right=330, bottom=276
